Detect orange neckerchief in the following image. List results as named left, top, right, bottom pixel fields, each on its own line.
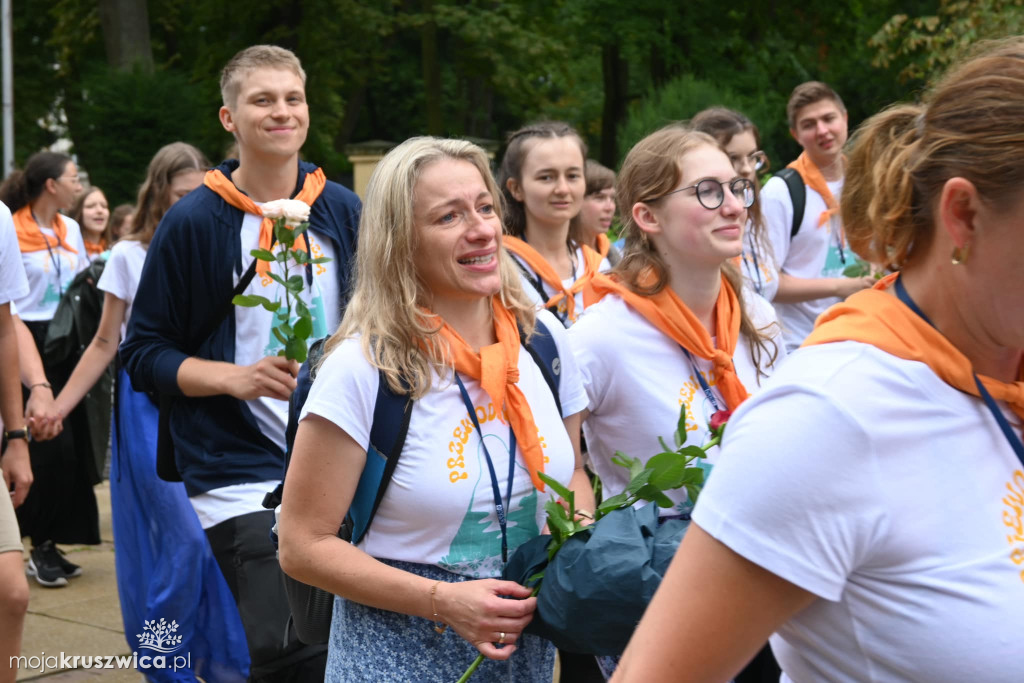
left=788, top=151, right=842, bottom=230
left=804, top=273, right=1024, bottom=423
left=12, top=206, right=78, bottom=254
left=504, top=235, right=603, bottom=322
left=84, top=239, right=106, bottom=258
left=431, top=298, right=548, bottom=491
left=589, top=270, right=750, bottom=411
left=203, top=167, right=326, bottom=277
left=595, top=233, right=610, bottom=259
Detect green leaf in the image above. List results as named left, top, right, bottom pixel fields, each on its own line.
left=279, top=321, right=295, bottom=338
left=271, top=327, right=288, bottom=345
left=678, top=445, right=708, bottom=461
left=308, top=256, right=332, bottom=265
left=292, top=222, right=309, bottom=239
left=658, top=435, right=673, bottom=454
left=248, top=248, right=277, bottom=261
left=538, top=471, right=573, bottom=503
left=260, top=299, right=282, bottom=313
left=685, top=484, right=702, bottom=504
left=626, top=468, right=653, bottom=495
left=268, top=272, right=287, bottom=288
left=232, top=294, right=267, bottom=308
left=674, top=403, right=688, bottom=448
left=292, top=248, right=310, bottom=265
left=634, top=484, right=674, bottom=508
left=274, top=220, right=296, bottom=248
left=681, top=467, right=705, bottom=486
left=596, top=492, right=630, bottom=516
left=646, top=451, right=688, bottom=491
left=276, top=249, right=289, bottom=263
left=285, top=336, right=308, bottom=362
left=294, top=299, right=310, bottom=319
left=293, top=316, right=313, bottom=340
left=611, top=452, right=645, bottom=481
left=285, top=275, right=305, bottom=294
left=526, top=570, right=546, bottom=586
left=545, top=500, right=573, bottom=535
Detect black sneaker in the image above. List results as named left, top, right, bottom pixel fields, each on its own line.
left=26, top=541, right=71, bottom=587
left=52, top=544, right=83, bottom=578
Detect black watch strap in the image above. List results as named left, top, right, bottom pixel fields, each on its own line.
left=3, top=428, right=28, bottom=441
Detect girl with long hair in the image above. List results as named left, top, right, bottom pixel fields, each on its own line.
left=279, top=136, right=594, bottom=681
left=71, top=187, right=112, bottom=258
left=498, top=121, right=608, bottom=328
left=0, top=151, right=94, bottom=588
left=614, top=38, right=1024, bottom=683
left=53, top=142, right=250, bottom=681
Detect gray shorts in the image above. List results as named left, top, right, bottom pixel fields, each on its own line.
left=0, top=486, right=22, bottom=554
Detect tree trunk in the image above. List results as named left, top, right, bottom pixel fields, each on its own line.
left=600, top=43, right=628, bottom=167
left=420, top=0, right=443, bottom=135
left=98, top=0, right=153, bottom=71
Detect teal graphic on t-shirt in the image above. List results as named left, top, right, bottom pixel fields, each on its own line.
left=439, top=433, right=540, bottom=578
left=263, top=290, right=327, bottom=357
left=821, top=244, right=847, bottom=278
left=41, top=282, right=61, bottom=306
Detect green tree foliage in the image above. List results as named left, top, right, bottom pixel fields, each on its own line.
left=6, top=0, right=930, bottom=198
left=870, top=0, right=1024, bottom=83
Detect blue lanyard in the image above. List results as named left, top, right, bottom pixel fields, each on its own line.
left=894, top=276, right=1024, bottom=465
left=35, top=217, right=64, bottom=296
left=454, top=373, right=517, bottom=564
left=743, top=231, right=763, bottom=296
left=681, top=347, right=722, bottom=413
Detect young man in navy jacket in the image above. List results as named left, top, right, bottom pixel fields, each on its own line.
left=122, top=45, right=359, bottom=680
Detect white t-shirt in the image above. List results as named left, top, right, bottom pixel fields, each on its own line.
left=511, top=245, right=611, bottom=328
left=762, top=175, right=849, bottom=351
left=14, top=214, right=88, bottom=321
left=693, top=341, right=1024, bottom=683
left=0, top=203, right=29, bottom=305
left=96, top=239, right=148, bottom=340
left=301, top=309, right=587, bottom=578
left=569, top=292, right=785, bottom=516
left=191, top=212, right=341, bottom=529
left=740, top=220, right=778, bottom=302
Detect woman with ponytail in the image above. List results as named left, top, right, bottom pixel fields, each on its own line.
left=614, top=39, right=1024, bottom=683
left=498, top=121, right=609, bottom=328
left=0, top=152, right=96, bottom=588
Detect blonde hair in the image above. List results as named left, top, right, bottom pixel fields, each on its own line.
left=124, top=142, right=209, bottom=246
left=615, top=124, right=778, bottom=376
left=220, top=45, right=306, bottom=109
left=844, top=37, right=1024, bottom=269
left=325, top=137, right=536, bottom=399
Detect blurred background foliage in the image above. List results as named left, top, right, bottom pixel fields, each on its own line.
left=3, top=0, right=1017, bottom=204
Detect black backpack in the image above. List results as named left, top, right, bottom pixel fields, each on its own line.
left=774, top=167, right=806, bottom=240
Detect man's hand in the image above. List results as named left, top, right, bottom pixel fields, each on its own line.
left=227, top=356, right=301, bottom=401
left=835, top=275, right=876, bottom=299
left=1, top=439, right=33, bottom=507
left=25, top=385, right=63, bottom=441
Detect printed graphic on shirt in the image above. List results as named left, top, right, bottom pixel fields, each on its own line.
left=1002, top=469, right=1024, bottom=585
left=742, top=249, right=775, bottom=295
left=674, top=370, right=719, bottom=516
left=439, top=401, right=550, bottom=578
left=257, top=235, right=331, bottom=357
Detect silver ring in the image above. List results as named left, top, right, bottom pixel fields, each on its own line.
left=498, top=632, right=506, bottom=644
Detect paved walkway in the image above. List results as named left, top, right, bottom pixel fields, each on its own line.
left=16, top=482, right=140, bottom=681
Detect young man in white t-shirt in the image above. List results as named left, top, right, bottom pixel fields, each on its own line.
left=760, top=82, right=874, bottom=351
left=122, top=46, right=360, bottom=680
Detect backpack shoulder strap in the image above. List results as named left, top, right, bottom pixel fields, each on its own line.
left=776, top=168, right=806, bottom=240
left=520, top=318, right=562, bottom=416
left=349, top=371, right=413, bottom=545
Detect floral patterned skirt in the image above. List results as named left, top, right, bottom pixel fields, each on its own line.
left=325, top=559, right=556, bottom=682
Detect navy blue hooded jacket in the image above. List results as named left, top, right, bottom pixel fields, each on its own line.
left=121, top=160, right=360, bottom=497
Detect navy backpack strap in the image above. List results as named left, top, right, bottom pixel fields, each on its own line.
left=520, top=318, right=562, bottom=416
left=776, top=167, right=806, bottom=240
left=348, top=372, right=413, bottom=545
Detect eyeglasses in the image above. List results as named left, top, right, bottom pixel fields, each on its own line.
left=661, top=178, right=755, bottom=210
left=739, top=151, right=767, bottom=172
left=58, top=175, right=82, bottom=184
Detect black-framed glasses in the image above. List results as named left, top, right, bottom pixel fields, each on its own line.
left=661, top=178, right=755, bottom=210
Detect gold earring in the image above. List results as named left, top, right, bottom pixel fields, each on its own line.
left=951, top=244, right=970, bottom=266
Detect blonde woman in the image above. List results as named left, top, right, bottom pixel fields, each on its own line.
left=279, top=137, right=594, bottom=681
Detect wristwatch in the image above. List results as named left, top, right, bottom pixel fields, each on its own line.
left=2, top=428, right=28, bottom=441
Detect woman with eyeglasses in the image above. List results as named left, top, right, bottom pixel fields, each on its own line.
left=612, top=39, right=1024, bottom=683
left=568, top=125, right=784, bottom=676
left=692, top=107, right=777, bottom=302
left=498, top=121, right=610, bottom=328
left=0, top=152, right=99, bottom=588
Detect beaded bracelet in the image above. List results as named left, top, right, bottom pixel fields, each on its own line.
left=430, top=580, right=448, bottom=634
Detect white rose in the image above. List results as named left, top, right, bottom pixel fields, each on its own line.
left=262, top=199, right=311, bottom=227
